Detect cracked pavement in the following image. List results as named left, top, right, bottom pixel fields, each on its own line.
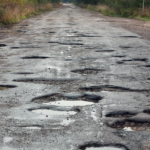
left=0, top=4, right=150, bottom=150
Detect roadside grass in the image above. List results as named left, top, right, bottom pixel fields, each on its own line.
left=0, top=2, right=60, bottom=25
left=78, top=3, right=150, bottom=21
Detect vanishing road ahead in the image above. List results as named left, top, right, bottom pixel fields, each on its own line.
left=1, top=4, right=150, bottom=150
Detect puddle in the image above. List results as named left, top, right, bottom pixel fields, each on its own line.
left=109, top=120, right=150, bottom=131
left=85, top=147, right=125, bottom=150
left=21, top=56, right=49, bottom=59
left=32, top=93, right=102, bottom=103
left=60, top=119, right=75, bottom=126
left=79, top=85, right=150, bottom=93
left=25, top=126, right=42, bottom=129
left=31, top=109, right=77, bottom=117
left=4, top=137, right=13, bottom=143
left=0, top=85, right=17, bottom=90
left=49, top=32, right=56, bottom=33
left=13, top=78, right=79, bottom=85
left=43, top=100, right=94, bottom=106
left=71, top=68, right=105, bottom=75
left=106, top=111, right=136, bottom=118
left=95, top=50, right=115, bottom=52
left=79, top=144, right=127, bottom=150
left=0, top=44, right=6, bottom=47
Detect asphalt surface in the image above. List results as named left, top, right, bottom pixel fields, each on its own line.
left=0, top=4, right=150, bottom=150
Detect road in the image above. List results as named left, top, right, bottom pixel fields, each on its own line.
left=0, top=4, right=150, bottom=150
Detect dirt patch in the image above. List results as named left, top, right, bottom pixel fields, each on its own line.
left=71, top=68, right=105, bottom=75
left=32, top=93, right=102, bottom=103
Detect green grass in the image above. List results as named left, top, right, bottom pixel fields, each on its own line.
left=136, top=16, right=150, bottom=21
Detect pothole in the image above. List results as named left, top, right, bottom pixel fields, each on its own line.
left=21, top=56, right=49, bottom=59
left=106, top=111, right=137, bottom=118
left=145, top=65, right=150, bottom=67
left=71, top=68, right=105, bottom=75
left=32, top=93, right=102, bottom=103
left=95, top=50, right=115, bottom=52
left=48, top=41, right=84, bottom=45
left=143, top=109, right=150, bottom=114
left=79, top=85, right=150, bottom=93
left=0, top=44, right=6, bottom=47
left=79, top=144, right=127, bottom=150
left=18, top=125, right=42, bottom=130
left=116, top=61, right=124, bottom=64
left=120, top=46, right=133, bottom=49
left=13, top=72, right=34, bottom=75
left=122, top=58, right=148, bottom=62
left=112, top=55, right=126, bottom=58
left=75, top=34, right=102, bottom=37
left=28, top=107, right=79, bottom=119
left=0, top=85, right=17, bottom=90
left=11, top=46, right=41, bottom=49
left=109, top=120, right=150, bottom=131
left=13, top=78, right=79, bottom=85
left=120, top=36, right=139, bottom=38
left=43, top=100, right=94, bottom=106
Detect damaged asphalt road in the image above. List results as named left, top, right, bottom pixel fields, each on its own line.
left=0, top=3, right=150, bottom=150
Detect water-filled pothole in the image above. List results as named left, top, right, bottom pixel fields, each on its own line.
left=106, top=111, right=137, bottom=118
left=21, top=56, right=49, bottom=59
left=79, top=85, right=150, bottom=93
left=0, top=44, right=6, bottom=47
left=79, top=144, right=127, bottom=150
left=32, top=93, right=102, bottom=103
left=95, top=50, right=115, bottom=52
left=28, top=107, right=79, bottom=119
left=0, top=85, right=17, bottom=90
left=71, top=68, right=105, bottom=75
left=13, top=78, right=79, bottom=85
left=108, top=120, right=150, bottom=131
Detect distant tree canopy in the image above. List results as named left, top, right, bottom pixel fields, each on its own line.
left=62, top=0, right=73, bottom=3
left=73, top=0, right=150, bottom=8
